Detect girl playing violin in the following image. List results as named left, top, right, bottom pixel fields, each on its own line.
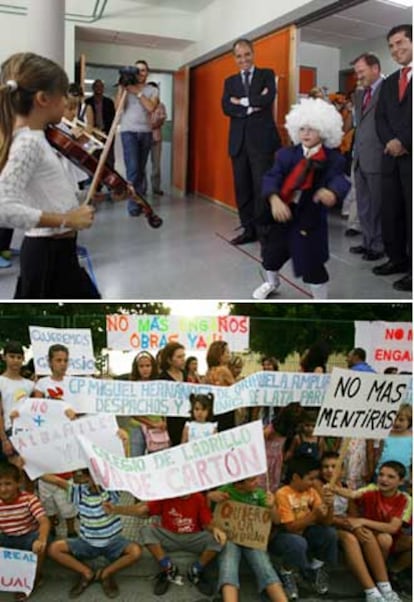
left=0, top=52, right=100, bottom=299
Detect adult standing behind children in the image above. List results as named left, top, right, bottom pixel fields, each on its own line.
left=84, top=79, right=115, bottom=166
left=222, top=38, right=281, bottom=245
left=116, top=59, right=159, bottom=217
left=158, top=342, right=186, bottom=447
left=374, top=24, right=412, bottom=292
left=0, top=52, right=98, bottom=299
left=350, top=53, right=385, bottom=262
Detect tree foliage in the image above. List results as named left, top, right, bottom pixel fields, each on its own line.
left=229, top=303, right=412, bottom=361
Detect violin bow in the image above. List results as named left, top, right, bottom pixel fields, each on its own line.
left=84, top=88, right=128, bottom=206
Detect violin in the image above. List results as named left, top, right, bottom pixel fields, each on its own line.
left=46, top=125, right=163, bottom=228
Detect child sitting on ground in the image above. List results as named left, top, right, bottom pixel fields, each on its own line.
left=0, top=462, right=50, bottom=601
left=332, top=460, right=411, bottom=602
left=103, top=491, right=226, bottom=596
left=44, top=468, right=141, bottom=599
left=269, top=456, right=338, bottom=600
left=208, top=476, right=287, bottom=602
left=253, top=97, right=350, bottom=300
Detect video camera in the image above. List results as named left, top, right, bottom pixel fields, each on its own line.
left=117, top=66, right=139, bottom=87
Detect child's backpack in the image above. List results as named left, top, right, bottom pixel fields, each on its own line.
left=141, top=425, right=171, bottom=453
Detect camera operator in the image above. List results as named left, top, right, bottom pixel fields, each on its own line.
left=115, top=59, right=159, bottom=217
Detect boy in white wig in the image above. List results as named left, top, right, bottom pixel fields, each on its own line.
left=253, top=98, right=351, bottom=299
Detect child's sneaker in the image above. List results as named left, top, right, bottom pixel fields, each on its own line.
left=309, top=565, right=329, bottom=595
left=381, top=591, right=402, bottom=602
left=153, top=564, right=180, bottom=595
left=187, top=564, right=215, bottom=596
left=366, top=592, right=385, bottom=602
left=253, top=281, right=279, bottom=300
left=279, top=569, right=299, bottom=600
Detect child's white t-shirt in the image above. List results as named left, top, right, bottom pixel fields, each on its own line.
left=0, top=375, right=34, bottom=431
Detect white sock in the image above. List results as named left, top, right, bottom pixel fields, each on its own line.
left=266, top=271, right=280, bottom=287
left=365, top=587, right=383, bottom=599
left=309, top=282, right=328, bottom=299
left=309, top=558, right=324, bottom=570
left=377, top=582, right=392, bottom=595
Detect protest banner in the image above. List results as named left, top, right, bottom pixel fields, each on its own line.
left=354, top=321, right=412, bottom=373
left=29, top=326, right=95, bottom=375
left=213, top=501, right=272, bottom=550
left=11, top=397, right=71, bottom=435
left=106, top=314, right=250, bottom=352
left=314, top=368, right=411, bottom=439
left=77, top=421, right=267, bottom=501
left=0, top=547, right=37, bottom=596
left=11, top=414, right=124, bottom=480
left=63, top=371, right=333, bottom=416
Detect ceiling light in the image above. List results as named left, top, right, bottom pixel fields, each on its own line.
left=379, top=0, right=413, bottom=7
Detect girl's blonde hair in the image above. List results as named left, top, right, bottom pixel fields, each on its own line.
left=0, top=52, right=68, bottom=171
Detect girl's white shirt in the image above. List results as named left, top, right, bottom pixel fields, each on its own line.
left=0, top=127, right=78, bottom=235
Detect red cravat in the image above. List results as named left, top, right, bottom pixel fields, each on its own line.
left=362, top=86, right=372, bottom=112
left=399, top=66, right=411, bottom=101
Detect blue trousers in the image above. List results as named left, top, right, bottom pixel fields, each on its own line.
left=269, top=525, right=338, bottom=575
left=121, top=130, right=152, bottom=215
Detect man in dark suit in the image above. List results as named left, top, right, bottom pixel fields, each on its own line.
left=222, top=38, right=281, bottom=245
left=374, top=24, right=412, bottom=292
left=350, top=53, right=384, bottom=261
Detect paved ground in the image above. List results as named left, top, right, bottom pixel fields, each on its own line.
left=0, top=493, right=411, bottom=602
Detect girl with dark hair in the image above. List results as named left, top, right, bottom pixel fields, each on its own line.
left=158, top=342, right=186, bottom=446
left=0, top=52, right=97, bottom=298
left=181, top=393, right=217, bottom=443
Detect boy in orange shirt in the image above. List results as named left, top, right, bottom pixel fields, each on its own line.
left=269, top=456, right=337, bottom=600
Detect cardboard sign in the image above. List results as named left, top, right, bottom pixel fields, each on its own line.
left=11, top=414, right=124, bottom=479
left=0, top=547, right=37, bottom=595
left=314, top=368, right=411, bottom=439
left=106, top=314, right=250, bottom=352
left=213, top=500, right=271, bottom=550
left=11, top=397, right=71, bottom=435
left=354, top=321, right=412, bottom=373
left=29, top=326, right=95, bottom=375
left=78, top=421, right=267, bottom=501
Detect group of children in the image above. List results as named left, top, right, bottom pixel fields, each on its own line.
left=0, top=339, right=412, bottom=601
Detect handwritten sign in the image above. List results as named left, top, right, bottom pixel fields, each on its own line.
left=106, top=314, right=250, bottom=352
left=11, top=397, right=71, bottom=435
left=11, top=414, right=124, bottom=479
left=78, top=421, right=267, bottom=501
left=314, top=368, right=410, bottom=439
left=0, top=547, right=37, bottom=596
left=63, top=371, right=333, bottom=416
left=29, top=326, right=95, bottom=375
left=355, top=321, right=412, bottom=373
left=213, top=501, right=271, bottom=550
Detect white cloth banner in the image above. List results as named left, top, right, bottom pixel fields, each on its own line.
left=29, top=326, right=95, bottom=375
left=78, top=421, right=267, bottom=501
left=354, top=321, right=412, bottom=373
left=12, top=397, right=71, bottom=435
left=106, top=314, right=250, bottom=352
left=11, top=414, right=124, bottom=479
left=314, top=368, right=411, bottom=439
left=63, top=371, right=335, bottom=416
left=0, top=547, right=37, bottom=595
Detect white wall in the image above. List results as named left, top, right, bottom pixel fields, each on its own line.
left=75, top=40, right=181, bottom=73
left=340, top=35, right=400, bottom=78
left=298, top=41, right=340, bottom=94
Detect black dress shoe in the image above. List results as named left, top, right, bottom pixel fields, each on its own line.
left=372, top=260, right=409, bottom=276
left=230, top=232, right=257, bottom=245
left=393, top=274, right=412, bottom=292
left=362, top=250, right=385, bottom=261
left=349, top=245, right=367, bottom=254
left=345, top=228, right=361, bottom=237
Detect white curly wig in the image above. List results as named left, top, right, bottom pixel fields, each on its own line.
left=285, top=98, right=344, bottom=148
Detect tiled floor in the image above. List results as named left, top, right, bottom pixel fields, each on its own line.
left=0, top=193, right=410, bottom=300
